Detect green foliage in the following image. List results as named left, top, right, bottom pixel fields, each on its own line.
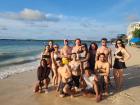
left=117, top=34, right=128, bottom=43
left=132, top=28, right=140, bottom=38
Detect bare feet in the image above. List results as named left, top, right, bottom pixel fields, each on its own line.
left=96, top=95, right=101, bottom=102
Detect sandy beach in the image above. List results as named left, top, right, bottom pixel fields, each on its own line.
left=0, top=46, right=140, bottom=105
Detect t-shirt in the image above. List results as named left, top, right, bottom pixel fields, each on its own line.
left=83, top=74, right=95, bottom=89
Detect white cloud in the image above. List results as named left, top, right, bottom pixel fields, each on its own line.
left=0, top=9, right=127, bottom=40
left=20, top=8, right=46, bottom=21
left=0, top=8, right=62, bottom=22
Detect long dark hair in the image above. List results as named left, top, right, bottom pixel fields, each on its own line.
left=89, top=42, right=98, bottom=51
left=115, top=39, right=125, bottom=48
left=40, top=59, right=48, bottom=67
left=82, top=43, right=88, bottom=52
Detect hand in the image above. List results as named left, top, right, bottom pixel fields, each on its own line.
left=119, top=59, right=125, bottom=62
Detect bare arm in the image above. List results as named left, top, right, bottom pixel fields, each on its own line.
left=57, top=69, right=62, bottom=91
left=80, top=53, right=90, bottom=62
left=123, top=49, right=131, bottom=61
left=95, top=49, right=100, bottom=61
left=94, top=61, right=98, bottom=75
left=60, top=48, right=64, bottom=58
left=108, top=48, right=112, bottom=67
left=99, top=63, right=110, bottom=76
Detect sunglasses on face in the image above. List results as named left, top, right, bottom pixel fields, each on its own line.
left=117, top=42, right=122, bottom=44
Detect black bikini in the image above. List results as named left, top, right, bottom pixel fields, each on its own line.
left=113, top=51, right=126, bottom=69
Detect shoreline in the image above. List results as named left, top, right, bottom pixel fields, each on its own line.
left=0, top=46, right=140, bottom=105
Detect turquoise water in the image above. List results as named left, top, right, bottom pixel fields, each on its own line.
left=0, top=39, right=97, bottom=79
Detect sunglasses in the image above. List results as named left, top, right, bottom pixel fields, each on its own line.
left=54, top=46, right=58, bottom=48
left=117, top=42, right=122, bottom=44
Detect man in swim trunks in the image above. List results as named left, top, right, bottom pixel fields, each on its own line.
left=56, top=58, right=74, bottom=98
left=95, top=53, right=110, bottom=96
left=69, top=53, right=82, bottom=92
left=61, top=39, right=72, bottom=64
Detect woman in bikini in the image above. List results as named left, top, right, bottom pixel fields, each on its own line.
left=113, top=39, right=130, bottom=91
left=51, top=44, right=61, bottom=86
left=79, top=43, right=90, bottom=74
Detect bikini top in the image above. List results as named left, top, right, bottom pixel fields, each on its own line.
left=42, top=54, right=50, bottom=58
left=54, top=53, right=59, bottom=60
left=42, top=54, right=51, bottom=61
left=114, top=50, right=123, bottom=57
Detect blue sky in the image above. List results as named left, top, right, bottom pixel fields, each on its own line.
left=0, top=0, right=140, bottom=40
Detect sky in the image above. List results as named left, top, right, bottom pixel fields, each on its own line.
left=0, top=0, right=140, bottom=40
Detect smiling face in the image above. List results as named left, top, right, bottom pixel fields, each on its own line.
left=64, top=39, right=68, bottom=46
left=116, top=41, right=122, bottom=47
left=85, top=69, right=91, bottom=77
left=53, top=45, right=59, bottom=51
left=101, top=40, right=107, bottom=46
left=45, top=45, right=50, bottom=51
left=99, top=54, right=106, bottom=62
left=75, top=39, right=81, bottom=46
left=48, top=41, right=53, bottom=47
left=91, top=44, right=96, bottom=50
left=81, top=45, right=86, bottom=51
left=56, top=59, right=62, bottom=67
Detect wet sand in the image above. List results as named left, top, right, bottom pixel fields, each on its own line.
left=0, top=46, right=140, bottom=105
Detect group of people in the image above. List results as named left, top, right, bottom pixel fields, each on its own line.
left=34, top=38, right=130, bottom=102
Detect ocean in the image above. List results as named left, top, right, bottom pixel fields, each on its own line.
left=0, top=39, right=97, bottom=79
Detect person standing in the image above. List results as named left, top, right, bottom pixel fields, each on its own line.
left=61, top=39, right=72, bottom=65
left=113, top=39, right=130, bottom=91
left=89, top=42, right=98, bottom=73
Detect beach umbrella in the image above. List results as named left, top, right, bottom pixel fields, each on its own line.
left=130, top=38, right=140, bottom=43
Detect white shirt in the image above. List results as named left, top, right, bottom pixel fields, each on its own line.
left=83, top=74, right=95, bottom=89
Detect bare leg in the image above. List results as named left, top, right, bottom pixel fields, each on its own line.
left=63, top=85, right=74, bottom=97
left=52, top=67, right=57, bottom=86
left=113, top=69, right=120, bottom=91
left=44, top=78, right=50, bottom=93
left=119, top=69, right=123, bottom=90
left=34, top=81, right=39, bottom=92
left=93, top=80, right=101, bottom=102
left=104, top=76, right=109, bottom=96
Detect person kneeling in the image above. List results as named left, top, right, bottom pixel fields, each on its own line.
left=82, top=68, right=101, bottom=102
left=56, top=58, right=74, bottom=98
left=34, top=59, right=50, bottom=93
